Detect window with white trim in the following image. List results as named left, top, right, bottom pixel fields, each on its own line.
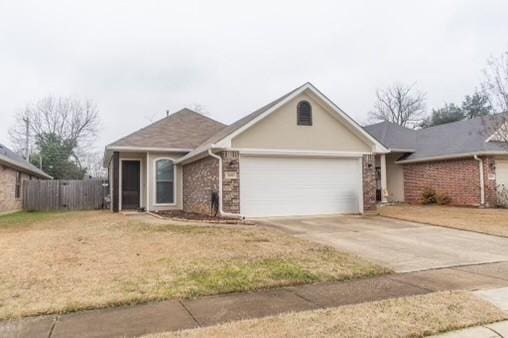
left=155, top=159, right=174, bottom=204
left=297, top=101, right=312, bottom=126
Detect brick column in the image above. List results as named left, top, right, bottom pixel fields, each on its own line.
left=362, top=154, right=377, bottom=213
left=220, top=151, right=240, bottom=214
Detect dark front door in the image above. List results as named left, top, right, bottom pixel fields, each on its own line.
left=122, top=160, right=140, bottom=210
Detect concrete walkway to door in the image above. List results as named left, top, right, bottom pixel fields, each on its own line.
left=260, top=215, right=508, bottom=272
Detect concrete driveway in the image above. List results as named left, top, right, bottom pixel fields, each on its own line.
left=262, top=215, right=508, bottom=272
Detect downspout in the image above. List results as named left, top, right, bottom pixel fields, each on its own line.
left=208, top=148, right=242, bottom=218
left=146, top=152, right=150, bottom=212
left=474, top=155, right=485, bottom=207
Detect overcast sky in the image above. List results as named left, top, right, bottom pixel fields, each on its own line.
left=1, top=0, right=508, bottom=151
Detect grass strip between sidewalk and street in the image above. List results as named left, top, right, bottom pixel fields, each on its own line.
left=146, top=291, right=507, bottom=338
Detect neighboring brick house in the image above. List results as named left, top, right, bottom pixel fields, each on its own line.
left=0, top=143, right=51, bottom=214
left=103, top=83, right=388, bottom=217
left=365, top=116, right=508, bottom=208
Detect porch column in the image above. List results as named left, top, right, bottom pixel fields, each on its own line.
left=380, top=154, right=388, bottom=203
left=112, top=151, right=119, bottom=212
left=146, top=152, right=150, bottom=212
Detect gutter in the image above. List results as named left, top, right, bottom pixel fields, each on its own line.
left=474, top=155, right=485, bottom=207
left=395, top=151, right=508, bottom=164
left=207, top=148, right=242, bottom=218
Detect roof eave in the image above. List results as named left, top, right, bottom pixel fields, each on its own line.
left=103, top=146, right=194, bottom=167
left=395, top=151, right=508, bottom=164
left=105, top=146, right=193, bottom=152
left=0, top=156, right=52, bottom=179
left=389, top=148, right=415, bottom=153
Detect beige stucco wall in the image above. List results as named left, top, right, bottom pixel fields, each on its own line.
left=231, top=93, right=372, bottom=152
left=117, top=152, right=185, bottom=211
left=386, top=153, right=404, bottom=202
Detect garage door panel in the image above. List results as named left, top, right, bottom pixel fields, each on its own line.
left=240, top=156, right=361, bottom=217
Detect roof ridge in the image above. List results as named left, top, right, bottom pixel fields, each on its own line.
left=179, top=108, right=227, bottom=127
left=417, top=112, right=507, bottom=132
left=365, top=120, right=416, bottom=131
left=106, top=108, right=225, bottom=147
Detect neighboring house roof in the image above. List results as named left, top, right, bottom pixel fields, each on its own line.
left=178, top=82, right=388, bottom=163
left=0, top=143, right=52, bottom=179
left=106, top=108, right=227, bottom=151
left=363, top=121, right=417, bottom=151
left=364, top=114, right=508, bottom=163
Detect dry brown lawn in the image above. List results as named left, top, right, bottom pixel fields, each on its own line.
left=0, top=211, right=388, bottom=320
left=379, top=205, right=508, bottom=237
left=148, top=291, right=507, bottom=338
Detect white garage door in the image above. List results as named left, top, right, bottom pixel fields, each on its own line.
left=240, top=156, right=362, bottom=217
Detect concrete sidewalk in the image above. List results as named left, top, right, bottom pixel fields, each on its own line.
left=433, top=321, right=508, bottom=338
left=2, top=261, right=508, bottom=338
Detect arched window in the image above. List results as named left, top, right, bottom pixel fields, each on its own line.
left=297, top=101, right=312, bottom=126
left=155, top=159, right=174, bottom=204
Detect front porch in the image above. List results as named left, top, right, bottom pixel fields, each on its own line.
left=108, top=151, right=184, bottom=212
left=374, top=152, right=406, bottom=203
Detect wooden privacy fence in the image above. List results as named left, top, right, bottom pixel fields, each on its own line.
left=23, top=179, right=107, bottom=211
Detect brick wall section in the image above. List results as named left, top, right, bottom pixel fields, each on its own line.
left=403, top=156, right=496, bottom=207
left=182, top=156, right=219, bottom=214
left=0, top=165, right=30, bottom=213
left=363, top=154, right=377, bottom=212
left=220, top=151, right=240, bottom=214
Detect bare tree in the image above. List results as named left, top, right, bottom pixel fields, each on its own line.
left=481, top=114, right=508, bottom=144
left=369, top=83, right=426, bottom=127
left=482, top=50, right=508, bottom=113
left=187, top=104, right=209, bottom=115
left=480, top=50, right=508, bottom=150
left=80, top=151, right=107, bottom=179
left=9, top=96, right=99, bottom=165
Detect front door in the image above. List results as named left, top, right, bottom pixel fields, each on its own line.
left=122, top=160, right=140, bottom=210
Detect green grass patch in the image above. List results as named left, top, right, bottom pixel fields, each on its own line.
left=0, top=211, right=65, bottom=229
left=130, top=222, right=217, bottom=235
left=162, top=259, right=321, bottom=298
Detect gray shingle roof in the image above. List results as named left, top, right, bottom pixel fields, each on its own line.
left=107, top=108, right=227, bottom=150
left=364, top=121, right=417, bottom=151
left=0, top=143, right=51, bottom=179
left=364, top=114, right=508, bottom=162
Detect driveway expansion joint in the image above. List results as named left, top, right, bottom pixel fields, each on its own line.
left=451, top=266, right=508, bottom=283
left=179, top=300, right=201, bottom=327
left=288, top=288, right=325, bottom=309
left=484, top=325, right=504, bottom=338
left=384, top=275, right=435, bottom=293
left=47, top=316, right=59, bottom=338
